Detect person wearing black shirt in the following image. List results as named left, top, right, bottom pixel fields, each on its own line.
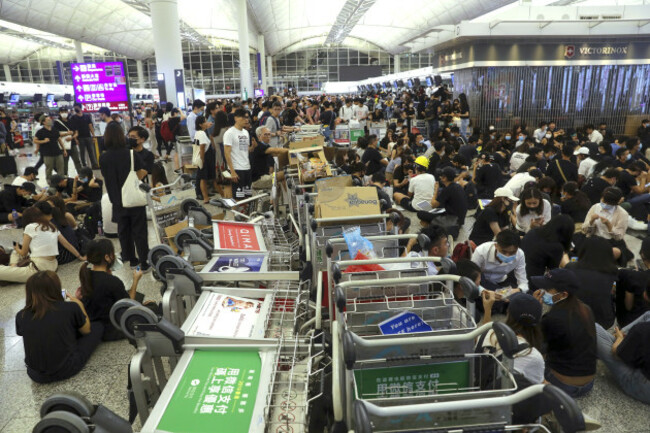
left=617, top=162, right=644, bottom=198
left=613, top=147, right=631, bottom=169
left=469, top=189, right=517, bottom=246
left=128, top=126, right=155, bottom=179
left=596, top=284, right=650, bottom=403
left=531, top=268, right=597, bottom=398
left=78, top=239, right=144, bottom=341
left=68, top=103, right=98, bottom=169
left=362, top=134, right=387, bottom=176
left=582, top=168, right=618, bottom=204
left=419, top=167, right=468, bottom=227
left=16, top=271, right=103, bottom=383
left=392, top=161, right=413, bottom=195
left=424, top=94, right=440, bottom=139
left=75, top=167, right=103, bottom=203
left=369, top=173, right=392, bottom=210
left=559, top=181, right=591, bottom=224
left=472, top=154, right=502, bottom=199
left=546, top=143, right=578, bottom=190
left=250, top=127, right=288, bottom=189
left=33, top=115, right=66, bottom=182
left=521, top=214, right=573, bottom=281
left=50, top=174, right=77, bottom=202
left=320, top=102, right=337, bottom=144
left=100, top=122, right=150, bottom=271
left=0, top=182, right=35, bottom=224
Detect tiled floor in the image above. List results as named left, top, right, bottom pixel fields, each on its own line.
left=0, top=148, right=649, bottom=432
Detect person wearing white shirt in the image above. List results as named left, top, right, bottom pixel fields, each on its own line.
left=504, top=169, right=542, bottom=198
left=186, top=99, right=206, bottom=141
left=586, top=124, right=603, bottom=144
left=392, top=156, right=435, bottom=212
left=471, top=229, right=529, bottom=294
left=223, top=108, right=252, bottom=200
left=339, top=99, right=354, bottom=123
left=575, top=147, right=597, bottom=180
left=515, top=187, right=552, bottom=233
left=353, top=99, right=369, bottom=129
left=533, top=121, right=547, bottom=144
left=193, top=115, right=214, bottom=204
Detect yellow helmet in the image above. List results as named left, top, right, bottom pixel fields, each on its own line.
left=415, top=156, right=429, bottom=169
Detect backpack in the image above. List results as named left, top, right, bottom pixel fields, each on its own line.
left=451, top=240, right=475, bottom=263
left=160, top=120, right=174, bottom=142
left=258, top=111, right=270, bottom=129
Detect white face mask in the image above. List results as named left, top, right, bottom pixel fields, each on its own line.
left=61, top=113, right=68, bottom=119
left=545, top=133, right=552, bottom=139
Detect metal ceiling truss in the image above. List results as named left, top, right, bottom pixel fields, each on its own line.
left=0, top=26, right=73, bottom=50
left=324, top=0, right=377, bottom=45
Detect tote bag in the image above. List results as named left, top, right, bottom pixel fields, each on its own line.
left=192, top=140, right=204, bottom=169
left=121, top=149, right=148, bottom=208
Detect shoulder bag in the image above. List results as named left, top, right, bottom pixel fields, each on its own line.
left=121, top=149, right=148, bottom=208
left=192, top=137, right=204, bottom=169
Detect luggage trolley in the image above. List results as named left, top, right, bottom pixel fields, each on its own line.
left=146, top=174, right=197, bottom=246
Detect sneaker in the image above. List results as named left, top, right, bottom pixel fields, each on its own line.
left=628, top=216, right=648, bottom=231
left=582, top=412, right=602, bottom=431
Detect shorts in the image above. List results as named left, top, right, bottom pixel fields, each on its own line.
left=252, top=174, right=272, bottom=190
left=233, top=169, right=252, bottom=200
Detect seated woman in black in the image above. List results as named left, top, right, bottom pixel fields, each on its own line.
left=16, top=271, right=103, bottom=383
left=560, top=181, right=591, bottom=226
left=77, top=239, right=144, bottom=341
left=521, top=214, right=573, bottom=281
left=469, top=188, right=517, bottom=246
left=565, top=236, right=618, bottom=329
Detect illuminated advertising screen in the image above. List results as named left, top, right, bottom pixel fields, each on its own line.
left=71, top=61, right=130, bottom=112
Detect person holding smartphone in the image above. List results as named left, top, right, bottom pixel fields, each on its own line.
left=16, top=271, right=103, bottom=383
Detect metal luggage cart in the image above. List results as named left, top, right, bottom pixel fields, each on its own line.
left=174, top=135, right=193, bottom=168
left=210, top=193, right=271, bottom=221
left=146, top=174, right=196, bottom=245
left=332, top=124, right=351, bottom=147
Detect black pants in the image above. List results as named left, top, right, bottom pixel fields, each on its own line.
left=27, top=321, right=104, bottom=384
left=103, top=322, right=126, bottom=341
left=233, top=169, right=252, bottom=200
left=117, top=207, right=149, bottom=268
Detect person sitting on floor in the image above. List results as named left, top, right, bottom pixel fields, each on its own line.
left=471, top=228, right=529, bottom=294
left=393, top=156, right=435, bottom=212
left=16, top=271, right=103, bottom=383
left=0, top=182, right=36, bottom=225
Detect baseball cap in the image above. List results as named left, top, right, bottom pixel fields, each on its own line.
left=507, top=293, right=542, bottom=327
left=494, top=187, right=519, bottom=202
left=530, top=268, right=580, bottom=294
left=19, top=182, right=36, bottom=194
left=23, top=167, right=38, bottom=178
left=573, top=146, right=590, bottom=156
left=49, top=174, right=66, bottom=187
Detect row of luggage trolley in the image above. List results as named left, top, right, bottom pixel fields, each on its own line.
left=33, top=166, right=586, bottom=433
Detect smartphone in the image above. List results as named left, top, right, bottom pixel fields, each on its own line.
left=61, top=289, right=66, bottom=300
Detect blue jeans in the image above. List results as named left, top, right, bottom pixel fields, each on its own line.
left=596, top=311, right=650, bottom=404
left=322, top=126, right=332, bottom=145
left=544, top=368, right=594, bottom=398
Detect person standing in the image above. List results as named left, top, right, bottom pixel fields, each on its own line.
left=33, top=115, right=66, bottom=181
left=127, top=126, right=155, bottom=182
left=186, top=99, right=206, bottom=140
left=264, top=102, right=285, bottom=148
left=143, top=108, right=157, bottom=157
left=53, top=107, right=82, bottom=175
left=69, top=103, right=98, bottom=169
left=224, top=109, right=252, bottom=200
left=100, top=122, right=150, bottom=271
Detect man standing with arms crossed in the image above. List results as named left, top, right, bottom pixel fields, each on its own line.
left=223, top=109, right=252, bottom=200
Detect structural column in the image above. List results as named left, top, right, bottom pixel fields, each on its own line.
left=266, top=55, right=274, bottom=91
left=74, top=40, right=84, bottom=63
left=136, top=60, right=145, bottom=88
left=394, top=54, right=400, bottom=74
left=149, top=0, right=185, bottom=106
left=3, top=65, right=11, bottom=82
left=236, top=0, right=253, bottom=99
left=257, top=34, right=267, bottom=94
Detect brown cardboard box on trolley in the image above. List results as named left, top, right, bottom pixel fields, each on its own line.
left=289, top=135, right=325, bottom=166
left=291, top=146, right=332, bottom=184
left=315, top=186, right=381, bottom=226
left=315, top=175, right=353, bottom=192
left=163, top=213, right=225, bottom=253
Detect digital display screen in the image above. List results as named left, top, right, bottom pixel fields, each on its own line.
left=254, top=89, right=264, bottom=98
left=71, top=61, right=130, bottom=112
left=426, top=76, right=433, bottom=86
left=9, top=94, right=19, bottom=103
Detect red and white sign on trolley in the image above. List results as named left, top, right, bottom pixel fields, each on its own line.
left=213, top=221, right=267, bottom=252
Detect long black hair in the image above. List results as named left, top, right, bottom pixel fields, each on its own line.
left=562, top=181, right=591, bottom=210
left=518, top=187, right=545, bottom=217
left=79, top=239, right=116, bottom=298
left=104, top=121, right=126, bottom=149
left=536, top=214, right=574, bottom=252
left=574, top=236, right=618, bottom=275
left=212, top=110, right=229, bottom=138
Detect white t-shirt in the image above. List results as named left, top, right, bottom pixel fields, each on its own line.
left=408, top=173, right=436, bottom=211
left=504, top=172, right=535, bottom=198
left=187, top=111, right=198, bottom=140
left=194, top=130, right=210, bottom=147
left=481, top=329, right=545, bottom=384
left=223, top=127, right=251, bottom=171
left=509, top=152, right=528, bottom=172
left=24, top=223, right=59, bottom=257
left=578, top=157, right=597, bottom=178
left=354, top=104, right=369, bottom=127
left=12, top=176, right=28, bottom=186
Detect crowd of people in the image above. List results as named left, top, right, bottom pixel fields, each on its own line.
left=2, top=88, right=649, bottom=414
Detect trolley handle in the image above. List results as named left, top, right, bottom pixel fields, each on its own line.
left=354, top=384, right=585, bottom=433
left=310, top=214, right=390, bottom=232
left=335, top=274, right=464, bottom=289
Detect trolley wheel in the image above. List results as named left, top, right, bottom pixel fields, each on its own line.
left=155, top=255, right=189, bottom=283
left=180, top=198, right=200, bottom=217
left=109, top=299, right=141, bottom=333
left=33, top=411, right=90, bottom=433
left=40, top=392, right=94, bottom=419
left=174, top=228, right=200, bottom=250
left=147, top=245, right=175, bottom=270
left=199, top=228, right=213, bottom=238
left=120, top=306, right=159, bottom=341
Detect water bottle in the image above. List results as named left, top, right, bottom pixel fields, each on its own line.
left=97, top=220, right=104, bottom=237
left=11, top=209, right=18, bottom=227
left=188, top=216, right=195, bottom=228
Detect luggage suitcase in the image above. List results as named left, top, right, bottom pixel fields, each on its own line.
left=0, top=155, right=17, bottom=176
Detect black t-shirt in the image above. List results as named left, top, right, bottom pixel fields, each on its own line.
left=135, top=148, right=155, bottom=174
left=250, top=141, right=273, bottom=182
left=57, top=178, right=75, bottom=197
left=99, top=148, right=144, bottom=215
left=615, top=269, right=650, bottom=328
left=541, top=303, right=597, bottom=377
left=320, top=110, right=336, bottom=129
left=35, top=127, right=62, bottom=157
left=520, top=229, right=564, bottom=279
left=617, top=322, right=650, bottom=380
left=53, top=119, right=72, bottom=136
left=68, top=113, right=93, bottom=138
left=77, top=178, right=103, bottom=202
left=362, top=147, right=384, bottom=176
left=548, top=158, right=578, bottom=188
left=475, top=163, right=502, bottom=199
left=0, top=188, right=27, bottom=213
left=470, top=207, right=509, bottom=245
left=458, top=145, right=477, bottom=163
left=581, top=177, right=610, bottom=205
left=616, top=170, right=637, bottom=198
left=15, top=302, right=85, bottom=376
left=560, top=196, right=589, bottom=223
left=436, top=182, right=468, bottom=225
left=82, top=271, right=129, bottom=327
left=284, top=108, right=298, bottom=126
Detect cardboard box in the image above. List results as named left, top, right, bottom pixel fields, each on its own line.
left=289, top=136, right=326, bottom=165
left=163, top=213, right=225, bottom=253
left=315, top=175, right=353, bottom=193
left=290, top=146, right=332, bottom=183
left=315, top=187, right=381, bottom=225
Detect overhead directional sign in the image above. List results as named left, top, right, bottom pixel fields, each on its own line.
left=71, top=61, right=130, bottom=112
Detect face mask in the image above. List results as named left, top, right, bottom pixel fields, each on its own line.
left=601, top=203, right=615, bottom=211
left=626, top=153, right=632, bottom=161
left=505, top=135, right=511, bottom=140
left=545, top=133, right=552, bottom=139
left=127, top=137, right=138, bottom=148
left=518, top=137, right=525, bottom=142
left=61, top=113, right=68, bottom=119
left=79, top=177, right=89, bottom=183
left=640, top=143, right=644, bottom=151
left=496, top=251, right=516, bottom=264
left=109, top=256, right=123, bottom=272
left=542, top=292, right=555, bottom=306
